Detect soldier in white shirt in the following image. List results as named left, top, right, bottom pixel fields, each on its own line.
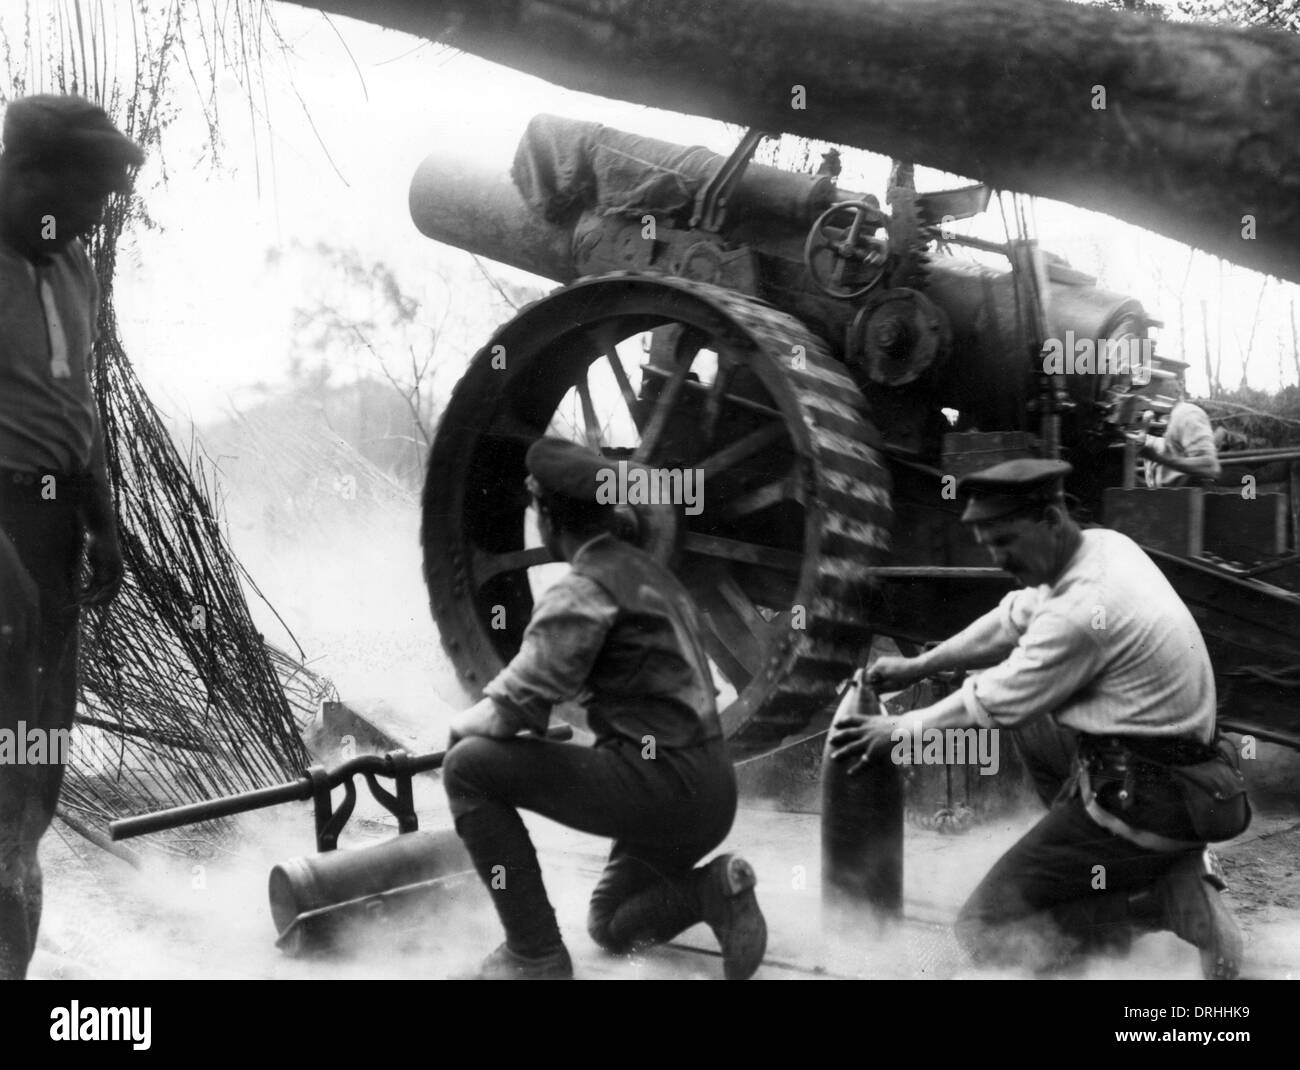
left=829, top=459, right=1245, bottom=978
left=1137, top=381, right=1222, bottom=488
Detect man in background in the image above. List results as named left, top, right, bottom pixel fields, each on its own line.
left=1138, top=379, right=1221, bottom=488
left=0, top=94, right=141, bottom=978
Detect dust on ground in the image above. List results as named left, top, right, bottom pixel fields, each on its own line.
left=32, top=433, right=1299, bottom=980
left=32, top=788, right=1300, bottom=980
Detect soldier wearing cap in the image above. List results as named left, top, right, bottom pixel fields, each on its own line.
left=829, top=457, right=1245, bottom=978
left=0, top=94, right=141, bottom=977
left=441, top=437, right=767, bottom=979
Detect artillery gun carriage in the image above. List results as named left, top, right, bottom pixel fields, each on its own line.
left=411, top=116, right=1300, bottom=759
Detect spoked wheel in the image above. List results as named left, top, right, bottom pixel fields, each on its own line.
left=423, top=274, right=893, bottom=757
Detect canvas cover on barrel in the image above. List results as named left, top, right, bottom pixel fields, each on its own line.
left=511, top=113, right=833, bottom=227
left=511, top=113, right=721, bottom=224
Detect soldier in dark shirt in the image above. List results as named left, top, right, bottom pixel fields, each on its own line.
left=442, top=438, right=767, bottom=979
left=0, top=95, right=141, bottom=978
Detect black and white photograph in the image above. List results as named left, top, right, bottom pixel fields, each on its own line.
left=0, top=0, right=1297, bottom=1037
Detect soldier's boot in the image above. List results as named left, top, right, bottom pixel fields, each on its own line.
left=470, top=941, right=574, bottom=981
left=696, top=854, right=767, bottom=981
left=1129, top=849, right=1241, bottom=980
left=452, top=808, right=573, bottom=980
left=589, top=876, right=699, bottom=956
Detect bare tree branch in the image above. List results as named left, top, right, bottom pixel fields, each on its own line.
left=471, top=253, right=523, bottom=312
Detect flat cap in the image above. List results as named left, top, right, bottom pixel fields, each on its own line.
left=526, top=438, right=614, bottom=502
left=958, top=458, right=1072, bottom=524
left=3, top=94, right=144, bottom=189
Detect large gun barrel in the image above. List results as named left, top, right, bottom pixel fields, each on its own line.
left=410, top=151, right=577, bottom=283
left=409, top=115, right=835, bottom=283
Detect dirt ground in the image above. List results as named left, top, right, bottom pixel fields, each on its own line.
left=30, top=771, right=1300, bottom=981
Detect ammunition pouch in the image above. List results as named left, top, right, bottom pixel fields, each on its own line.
left=1154, top=737, right=1252, bottom=843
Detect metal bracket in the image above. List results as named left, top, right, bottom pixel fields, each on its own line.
left=307, top=751, right=420, bottom=852
left=691, top=128, right=768, bottom=232
left=309, top=765, right=357, bottom=853
left=363, top=751, right=419, bottom=835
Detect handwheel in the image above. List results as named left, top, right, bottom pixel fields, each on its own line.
left=804, top=200, right=891, bottom=300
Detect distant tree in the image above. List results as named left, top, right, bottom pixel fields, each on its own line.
left=288, top=242, right=447, bottom=483
left=1176, top=0, right=1300, bottom=33
left=1094, top=0, right=1169, bottom=18
left=1204, top=384, right=1300, bottom=447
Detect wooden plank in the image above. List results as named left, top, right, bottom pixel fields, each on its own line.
left=1102, top=487, right=1203, bottom=558
left=1203, top=492, right=1287, bottom=558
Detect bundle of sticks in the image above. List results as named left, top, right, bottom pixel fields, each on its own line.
left=62, top=218, right=318, bottom=848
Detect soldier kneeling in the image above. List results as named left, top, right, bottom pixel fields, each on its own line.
left=832, top=459, right=1248, bottom=979
left=442, top=438, right=767, bottom=980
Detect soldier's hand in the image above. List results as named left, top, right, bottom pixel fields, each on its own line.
left=828, top=712, right=901, bottom=776
left=78, top=532, right=124, bottom=607
left=1125, top=412, right=1156, bottom=450
left=448, top=698, right=518, bottom=746
left=447, top=705, right=476, bottom=748
left=866, top=655, right=926, bottom=693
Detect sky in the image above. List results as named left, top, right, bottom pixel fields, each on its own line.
left=5, top=0, right=1299, bottom=421
left=109, top=4, right=759, bottom=424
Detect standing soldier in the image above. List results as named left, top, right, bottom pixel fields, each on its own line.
left=830, top=459, right=1247, bottom=979
left=442, top=437, right=767, bottom=979
left=0, top=95, right=141, bottom=977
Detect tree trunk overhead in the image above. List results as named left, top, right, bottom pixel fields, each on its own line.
left=283, top=0, right=1300, bottom=283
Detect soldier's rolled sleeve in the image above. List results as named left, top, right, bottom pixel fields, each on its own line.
left=960, top=607, right=1104, bottom=728
left=482, top=574, right=619, bottom=734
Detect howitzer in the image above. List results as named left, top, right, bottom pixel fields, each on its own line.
left=411, top=119, right=1300, bottom=926
left=110, top=725, right=573, bottom=955
left=412, top=116, right=1152, bottom=451
left=411, top=114, right=1300, bottom=773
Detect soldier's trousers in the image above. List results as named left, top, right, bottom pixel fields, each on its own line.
left=0, top=476, right=84, bottom=979
left=955, top=717, right=1202, bottom=971
left=442, top=733, right=736, bottom=958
